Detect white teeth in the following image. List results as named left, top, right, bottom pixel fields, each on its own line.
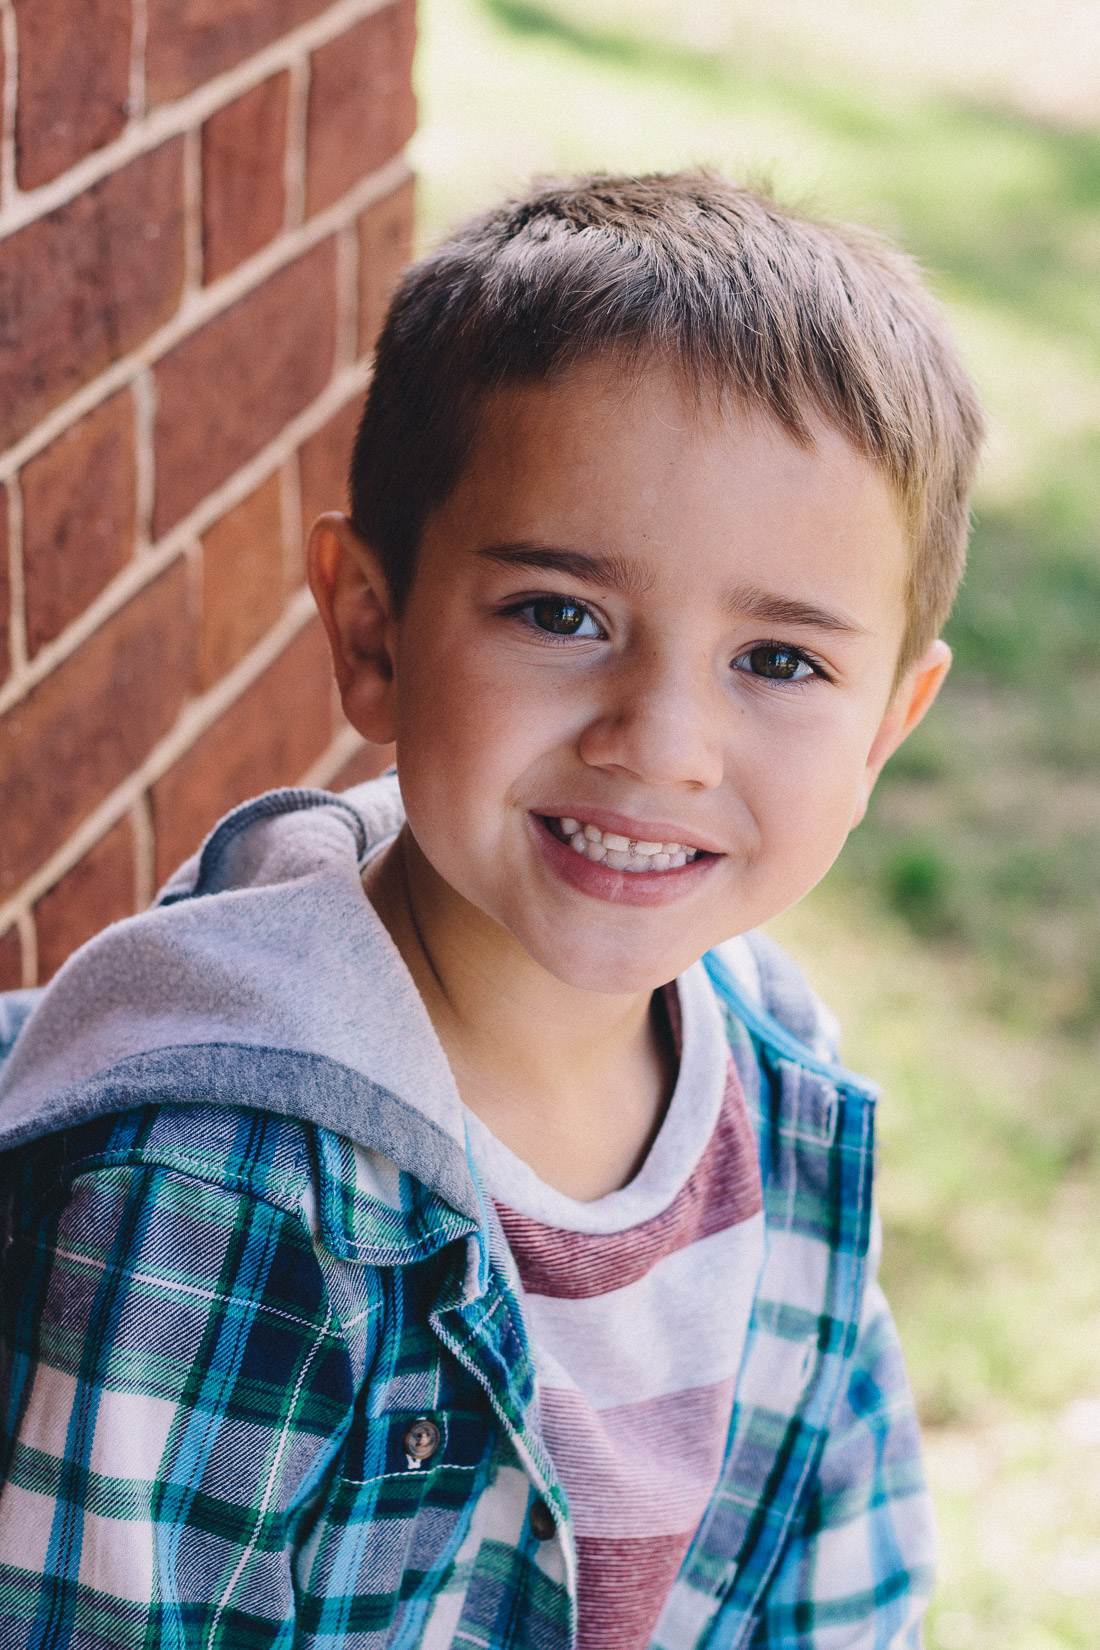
left=556, top=816, right=701, bottom=872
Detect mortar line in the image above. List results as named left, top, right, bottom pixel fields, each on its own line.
left=283, top=54, right=310, bottom=231
left=279, top=454, right=305, bottom=592
left=127, top=0, right=148, bottom=123
left=0, top=1, right=17, bottom=207
left=334, top=221, right=360, bottom=370
left=0, top=152, right=409, bottom=483
left=0, top=588, right=317, bottom=932
left=5, top=473, right=25, bottom=675
left=298, top=722, right=368, bottom=790
left=183, top=533, right=203, bottom=663
left=0, top=361, right=371, bottom=719
left=131, top=367, right=156, bottom=554
left=130, top=793, right=156, bottom=910
left=0, top=0, right=393, bottom=239
left=16, top=909, right=36, bottom=989
left=181, top=125, right=204, bottom=294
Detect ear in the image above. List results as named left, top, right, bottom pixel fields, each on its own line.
left=851, top=638, right=951, bottom=827
left=307, top=512, right=399, bottom=745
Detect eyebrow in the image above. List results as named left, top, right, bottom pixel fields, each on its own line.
left=478, top=542, right=655, bottom=596
left=479, top=543, right=867, bottom=636
left=722, top=584, right=869, bottom=636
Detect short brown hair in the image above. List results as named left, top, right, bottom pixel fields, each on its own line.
left=350, top=169, right=984, bottom=673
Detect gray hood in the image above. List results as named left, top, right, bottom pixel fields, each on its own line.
left=0, top=777, right=482, bottom=1222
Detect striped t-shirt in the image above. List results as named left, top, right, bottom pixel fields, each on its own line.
left=464, top=961, right=764, bottom=1650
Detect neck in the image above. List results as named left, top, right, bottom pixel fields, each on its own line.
left=364, top=828, right=677, bottom=1200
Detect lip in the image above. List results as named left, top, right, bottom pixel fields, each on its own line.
left=532, top=805, right=723, bottom=857
left=528, top=812, right=721, bottom=907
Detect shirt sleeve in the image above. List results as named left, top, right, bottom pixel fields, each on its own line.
left=748, top=1219, right=936, bottom=1648
left=0, top=1151, right=358, bottom=1649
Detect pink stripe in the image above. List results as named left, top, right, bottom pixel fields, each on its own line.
left=539, top=1379, right=734, bottom=1536
left=496, top=1060, right=760, bottom=1299
left=576, top=1532, right=693, bottom=1650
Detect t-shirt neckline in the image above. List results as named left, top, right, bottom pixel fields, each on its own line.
left=462, top=959, right=731, bottom=1236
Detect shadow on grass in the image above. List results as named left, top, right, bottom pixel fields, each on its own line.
left=480, top=0, right=1100, bottom=348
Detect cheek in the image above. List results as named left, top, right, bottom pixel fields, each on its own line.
left=394, top=640, right=564, bottom=830
left=741, top=716, right=874, bottom=849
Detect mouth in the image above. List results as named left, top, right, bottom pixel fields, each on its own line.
left=529, top=811, right=720, bottom=907
left=543, top=814, right=706, bottom=873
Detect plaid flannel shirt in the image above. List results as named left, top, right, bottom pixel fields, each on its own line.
left=0, top=945, right=933, bottom=1649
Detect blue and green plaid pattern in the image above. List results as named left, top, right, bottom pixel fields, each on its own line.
left=0, top=954, right=933, bottom=1648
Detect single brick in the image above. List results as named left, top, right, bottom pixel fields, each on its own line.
left=305, top=1, right=416, bottom=217
left=153, top=239, right=336, bottom=536
left=198, top=474, right=285, bottom=690
left=298, top=398, right=359, bottom=539
left=358, top=177, right=414, bottom=356
left=0, top=141, right=185, bottom=452
left=13, top=0, right=131, bottom=190
left=22, top=391, right=136, bottom=655
left=152, top=618, right=333, bottom=881
left=34, top=815, right=135, bottom=981
left=202, top=73, right=289, bottom=284
left=0, top=561, right=194, bottom=897
left=330, top=741, right=394, bottom=790
left=146, top=0, right=329, bottom=103
left=0, top=925, right=21, bottom=990
left=0, top=486, right=9, bottom=685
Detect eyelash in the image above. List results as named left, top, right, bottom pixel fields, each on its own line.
left=731, top=642, right=832, bottom=686
left=501, top=596, right=832, bottom=682
left=502, top=594, right=608, bottom=643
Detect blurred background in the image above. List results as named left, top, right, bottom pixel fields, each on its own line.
left=0, top=0, right=1097, bottom=1644
left=408, top=2, right=1100, bottom=1646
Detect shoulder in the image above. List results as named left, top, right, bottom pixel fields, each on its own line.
left=6, top=1100, right=321, bottom=1229
left=708, top=930, right=843, bottom=1065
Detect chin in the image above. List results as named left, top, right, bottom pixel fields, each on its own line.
left=515, top=923, right=690, bottom=997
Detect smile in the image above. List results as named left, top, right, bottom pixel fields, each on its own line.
left=550, top=817, right=700, bottom=872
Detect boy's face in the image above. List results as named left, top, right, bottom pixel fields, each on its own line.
left=315, top=361, right=948, bottom=994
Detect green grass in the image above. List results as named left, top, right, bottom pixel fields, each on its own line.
left=771, top=887, right=1100, bottom=1648
left=411, top=2, right=1100, bottom=1640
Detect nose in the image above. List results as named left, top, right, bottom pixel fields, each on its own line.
left=577, top=647, right=725, bottom=791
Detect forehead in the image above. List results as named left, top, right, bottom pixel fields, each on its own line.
left=432, top=360, right=909, bottom=625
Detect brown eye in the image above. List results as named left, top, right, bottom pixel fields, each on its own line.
left=528, top=598, right=600, bottom=637
left=735, top=645, right=814, bottom=681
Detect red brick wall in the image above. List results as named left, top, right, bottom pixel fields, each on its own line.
left=0, top=0, right=413, bottom=988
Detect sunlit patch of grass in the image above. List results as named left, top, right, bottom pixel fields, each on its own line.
left=769, top=884, right=1100, bottom=1646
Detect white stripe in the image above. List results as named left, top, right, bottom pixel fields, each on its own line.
left=758, top=1225, right=831, bottom=1312
left=526, top=1216, right=764, bottom=1408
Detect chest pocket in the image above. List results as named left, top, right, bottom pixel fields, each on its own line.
left=295, top=1340, right=496, bottom=1624
left=340, top=1394, right=494, bottom=1486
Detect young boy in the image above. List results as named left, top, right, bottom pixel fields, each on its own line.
left=0, top=171, right=982, bottom=1648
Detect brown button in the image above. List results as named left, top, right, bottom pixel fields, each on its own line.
left=402, top=1417, right=440, bottom=1465
left=529, top=1497, right=556, bottom=1541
